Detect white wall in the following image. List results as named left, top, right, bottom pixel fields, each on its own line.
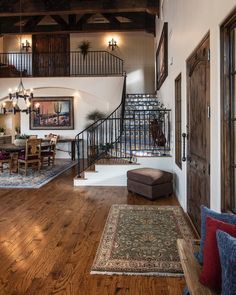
left=0, top=76, right=124, bottom=158
left=155, top=0, right=236, bottom=211
left=70, top=31, right=155, bottom=93
left=3, top=35, right=32, bottom=52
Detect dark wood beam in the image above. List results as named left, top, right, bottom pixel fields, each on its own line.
left=0, top=0, right=18, bottom=13
left=76, top=14, right=93, bottom=29
left=42, top=0, right=69, bottom=10
left=50, top=15, right=68, bottom=30
left=0, top=0, right=159, bottom=17
left=0, top=18, right=155, bottom=35
left=24, top=15, right=44, bottom=31
left=68, top=14, right=76, bottom=26
left=0, top=15, right=29, bottom=33
left=102, top=13, right=120, bottom=26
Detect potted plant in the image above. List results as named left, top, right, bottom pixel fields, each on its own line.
left=85, top=110, right=106, bottom=158
left=79, top=41, right=91, bottom=60
left=0, top=127, right=5, bottom=136
left=99, top=143, right=114, bottom=158
left=85, top=110, right=106, bottom=129
left=14, top=134, right=29, bottom=146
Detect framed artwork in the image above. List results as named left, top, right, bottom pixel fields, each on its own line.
left=156, top=22, right=168, bottom=90
left=30, top=97, right=74, bottom=130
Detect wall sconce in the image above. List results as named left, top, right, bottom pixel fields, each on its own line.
left=21, top=40, right=31, bottom=52
left=108, top=38, right=117, bottom=51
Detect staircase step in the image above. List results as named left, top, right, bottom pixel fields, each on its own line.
left=74, top=156, right=173, bottom=186
left=126, top=93, right=158, bottom=99
left=96, top=158, right=133, bottom=165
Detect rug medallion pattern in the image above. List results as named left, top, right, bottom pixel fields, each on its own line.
left=91, top=205, right=194, bottom=276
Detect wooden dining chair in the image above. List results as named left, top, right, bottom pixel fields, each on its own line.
left=0, top=151, right=12, bottom=174
left=18, top=138, right=41, bottom=175
left=41, top=136, right=58, bottom=167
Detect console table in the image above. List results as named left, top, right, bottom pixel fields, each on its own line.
left=42, top=138, right=77, bottom=161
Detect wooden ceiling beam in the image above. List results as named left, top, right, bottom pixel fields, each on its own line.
left=0, top=15, right=29, bottom=33
left=68, top=14, right=76, bottom=26
left=0, top=19, right=155, bottom=35
left=76, top=14, right=93, bottom=28
left=50, top=15, right=68, bottom=30
left=24, top=15, right=44, bottom=31
left=102, top=13, right=120, bottom=26
left=42, top=0, right=69, bottom=10
left=0, top=0, right=159, bottom=17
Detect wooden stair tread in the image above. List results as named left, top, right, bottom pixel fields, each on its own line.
left=96, top=158, right=136, bottom=165
left=177, top=239, right=219, bottom=295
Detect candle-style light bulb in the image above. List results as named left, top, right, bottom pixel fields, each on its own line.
left=35, top=103, right=40, bottom=109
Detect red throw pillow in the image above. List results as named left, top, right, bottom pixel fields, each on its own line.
left=199, top=216, right=236, bottom=290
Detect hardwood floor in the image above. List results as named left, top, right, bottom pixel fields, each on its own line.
left=0, top=166, right=186, bottom=295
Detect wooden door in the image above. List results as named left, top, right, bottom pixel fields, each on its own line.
left=186, top=34, right=210, bottom=232
left=32, top=34, right=70, bottom=76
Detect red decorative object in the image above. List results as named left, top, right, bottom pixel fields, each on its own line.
left=199, top=216, right=236, bottom=290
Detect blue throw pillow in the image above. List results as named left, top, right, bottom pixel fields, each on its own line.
left=196, top=205, right=236, bottom=264
left=216, top=230, right=236, bottom=295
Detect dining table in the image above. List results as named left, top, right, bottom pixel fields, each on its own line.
left=0, top=142, right=51, bottom=153
left=0, top=137, right=80, bottom=161
left=0, top=142, right=51, bottom=173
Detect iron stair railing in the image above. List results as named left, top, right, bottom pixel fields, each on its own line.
left=75, top=74, right=127, bottom=177
left=75, top=86, right=171, bottom=178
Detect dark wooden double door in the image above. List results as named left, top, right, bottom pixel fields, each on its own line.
left=32, top=34, right=70, bottom=77
left=187, top=34, right=210, bottom=232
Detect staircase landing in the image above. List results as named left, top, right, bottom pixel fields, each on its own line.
left=74, top=156, right=172, bottom=186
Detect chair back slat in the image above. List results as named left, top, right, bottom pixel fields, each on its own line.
left=25, top=139, right=41, bottom=159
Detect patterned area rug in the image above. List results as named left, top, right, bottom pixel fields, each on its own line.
left=0, top=159, right=77, bottom=188
left=91, top=205, right=194, bottom=276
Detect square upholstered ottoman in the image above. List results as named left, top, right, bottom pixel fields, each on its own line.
left=127, top=168, right=173, bottom=200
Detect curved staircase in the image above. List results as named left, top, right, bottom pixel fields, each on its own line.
left=74, top=80, right=172, bottom=186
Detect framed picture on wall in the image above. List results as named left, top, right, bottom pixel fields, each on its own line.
left=156, top=22, right=168, bottom=90
left=30, top=97, right=74, bottom=130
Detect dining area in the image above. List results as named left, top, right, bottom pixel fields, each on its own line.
left=0, top=134, right=58, bottom=175
left=0, top=129, right=78, bottom=188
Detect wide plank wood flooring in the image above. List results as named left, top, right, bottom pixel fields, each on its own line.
left=0, top=166, right=186, bottom=295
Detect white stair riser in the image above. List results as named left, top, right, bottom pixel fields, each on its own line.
left=74, top=157, right=172, bottom=186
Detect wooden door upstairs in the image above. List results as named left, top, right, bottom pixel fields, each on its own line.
left=32, top=34, right=70, bottom=77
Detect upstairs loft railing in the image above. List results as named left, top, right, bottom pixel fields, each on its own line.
left=0, top=51, right=124, bottom=77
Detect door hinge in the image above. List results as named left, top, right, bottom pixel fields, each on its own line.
left=208, top=163, right=210, bottom=175
left=207, top=49, right=210, bottom=61
left=207, top=106, right=211, bottom=118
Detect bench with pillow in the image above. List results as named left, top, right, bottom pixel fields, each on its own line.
left=178, top=206, right=236, bottom=295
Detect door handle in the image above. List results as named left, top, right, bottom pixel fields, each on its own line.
left=182, top=133, right=187, bottom=162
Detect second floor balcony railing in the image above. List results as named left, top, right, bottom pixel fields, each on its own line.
left=0, top=51, right=124, bottom=77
